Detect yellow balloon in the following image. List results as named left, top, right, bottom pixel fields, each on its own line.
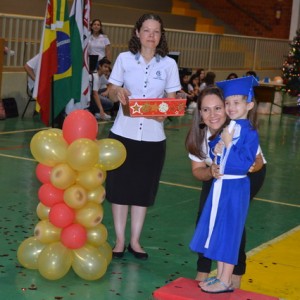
left=72, top=244, right=107, bottom=280
left=38, top=242, right=72, bottom=280
left=77, top=167, right=106, bottom=190
left=34, top=220, right=61, bottom=244
left=30, top=129, right=68, bottom=166
left=50, top=163, right=77, bottom=190
left=87, top=185, right=106, bottom=204
left=96, top=138, right=127, bottom=171
left=64, top=184, right=87, bottom=209
left=98, top=241, right=112, bottom=265
left=17, top=237, right=45, bottom=269
left=67, top=138, right=99, bottom=171
left=75, top=202, right=103, bottom=228
left=87, top=223, right=108, bottom=247
left=36, top=202, right=50, bottom=220
left=48, top=128, right=63, bottom=136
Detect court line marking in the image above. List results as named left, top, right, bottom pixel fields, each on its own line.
left=0, top=156, right=298, bottom=209
left=246, top=225, right=300, bottom=257
left=0, top=127, right=48, bottom=134
left=0, top=153, right=35, bottom=161
left=159, top=180, right=300, bottom=208
left=0, top=119, right=113, bottom=136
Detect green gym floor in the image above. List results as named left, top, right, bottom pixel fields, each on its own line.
left=0, top=112, right=300, bottom=300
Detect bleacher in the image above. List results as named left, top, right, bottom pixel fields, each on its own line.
left=1, top=0, right=223, bottom=34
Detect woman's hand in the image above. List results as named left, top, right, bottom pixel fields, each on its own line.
left=248, top=153, right=264, bottom=173
left=116, top=87, right=131, bottom=105
left=108, top=85, right=131, bottom=104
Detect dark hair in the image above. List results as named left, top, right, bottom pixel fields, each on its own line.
left=185, top=87, right=229, bottom=159
left=98, top=57, right=111, bottom=67
left=128, top=13, right=169, bottom=57
left=195, top=68, right=205, bottom=82
left=195, top=68, right=205, bottom=76
left=203, top=72, right=216, bottom=86
left=226, top=73, right=238, bottom=80
left=189, top=73, right=200, bottom=87
left=246, top=70, right=257, bottom=78
left=90, top=19, right=104, bottom=34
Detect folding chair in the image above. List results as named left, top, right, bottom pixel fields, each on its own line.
left=21, top=82, right=36, bottom=118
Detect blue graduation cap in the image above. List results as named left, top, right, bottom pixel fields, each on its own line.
left=216, top=76, right=258, bottom=102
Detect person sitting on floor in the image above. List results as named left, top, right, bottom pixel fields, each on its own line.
left=89, top=57, right=114, bottom=121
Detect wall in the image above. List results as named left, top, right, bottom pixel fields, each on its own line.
left=194, top=0, right=293, bottom=39
left=0, top=0, right=196, bottom=31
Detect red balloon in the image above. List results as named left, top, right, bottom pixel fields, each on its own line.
left=49, top=203, right=75, bottom=228
left=61, top=223, right=87, bottom=249
left=62, top=110, right=98, bottom=144
left=36, top=163, right=53, bottom=183
left=38, top=183, right=64, bottom=207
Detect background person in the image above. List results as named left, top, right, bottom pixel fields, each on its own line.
left=199, top=71, right=216, bottom=92
left=89, top=57, right=113, bottom=121
left=226, top=72, right=238, bottom=80
left=88, top=18, right=111, bottom=72
left=24, top=54, right=39, bottom=93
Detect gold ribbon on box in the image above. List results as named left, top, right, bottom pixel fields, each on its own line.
left=128, top=98, right=186, bottom=117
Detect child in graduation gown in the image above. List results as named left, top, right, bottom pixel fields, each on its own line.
left=190, top=76, right=259, bottom=294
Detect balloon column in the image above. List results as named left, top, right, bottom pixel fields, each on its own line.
left=17, top=110, right=126, bottom=280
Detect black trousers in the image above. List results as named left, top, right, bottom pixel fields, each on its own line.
left=196, top=164, right=267, bottom=275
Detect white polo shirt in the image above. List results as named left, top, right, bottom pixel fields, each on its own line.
left=88, top=34, right=110, bottom=60
left=109, top=51, right=181, bottom=142
left=92, top=73, right=109, bottom=91
left=26, top=54, right=40, bottom=91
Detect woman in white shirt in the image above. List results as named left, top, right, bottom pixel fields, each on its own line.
left=106, top=13, right=181, bottom=260
left=88, top=19, right=111, bottom=72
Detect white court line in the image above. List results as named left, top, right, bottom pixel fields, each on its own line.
left=0, top=127, right=48, bottom=135
left=0, top=119, right=110, bottom=136
left=0, top=153, right=35, bottom=161
left=0, top=157, right=298, bottom=209
left=159, top=180, right=300, bottom=209
left=159, top=180, right=201, bottom=190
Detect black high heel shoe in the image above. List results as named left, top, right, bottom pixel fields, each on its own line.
left=112, top=246, right=126, bottom=258
left=127, top=244, right=148, bottom=260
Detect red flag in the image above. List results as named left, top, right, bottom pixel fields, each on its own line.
left=33, top=0, right=58, bottom=126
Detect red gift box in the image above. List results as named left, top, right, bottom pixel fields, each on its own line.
left=122, top=98, right=187, bottom=117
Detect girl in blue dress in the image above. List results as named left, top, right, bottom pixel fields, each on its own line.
left=190, top=76, right=259, bottom=294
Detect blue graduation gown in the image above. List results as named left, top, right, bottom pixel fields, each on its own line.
left=190, top=119, right=259, bottom=265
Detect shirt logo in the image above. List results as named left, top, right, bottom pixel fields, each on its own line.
left=153, top=70, right=163, bottom=81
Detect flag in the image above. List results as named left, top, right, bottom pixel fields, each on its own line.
left=33, top=0, right=58, bottom=125
left=33, top=0, right=72, bottom=126
left=65, top=0, right=91, bottom=114
left=52, top=0, right=72, bottom=120
left=81, top=0, right=91, bottom=104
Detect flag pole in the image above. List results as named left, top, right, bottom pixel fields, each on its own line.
left=51, top=76, right=55, bottom=127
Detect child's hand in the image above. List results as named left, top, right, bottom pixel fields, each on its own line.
left=214, top=141, right=224, bottom=156
left=221, top=125, right=235, bottom=148
left=210, top=162, right=222, bottom=179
